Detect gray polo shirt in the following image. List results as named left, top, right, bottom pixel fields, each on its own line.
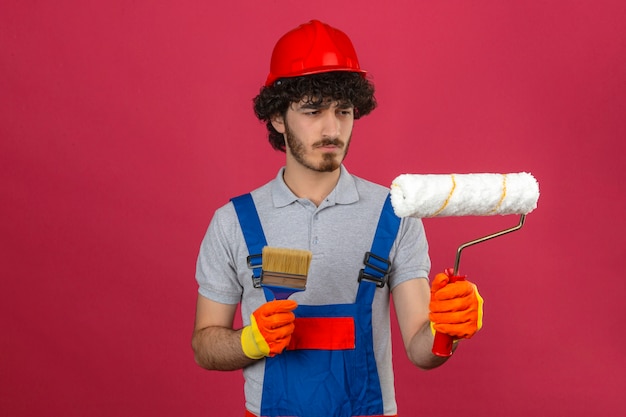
left=196, top=165, right=430, bottom=415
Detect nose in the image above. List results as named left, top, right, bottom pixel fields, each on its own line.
left=320, top=110, right=340, bottom=139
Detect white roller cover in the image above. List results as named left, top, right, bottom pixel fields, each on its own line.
left=390, top=172, right=540, bottom=218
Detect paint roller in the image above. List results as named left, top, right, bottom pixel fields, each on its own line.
left=390, top=172, right=540, bottom=356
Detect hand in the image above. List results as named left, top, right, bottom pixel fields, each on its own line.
left=429, top=270, right=484, bottom=339
left=241, top=300, right=298, bottom=359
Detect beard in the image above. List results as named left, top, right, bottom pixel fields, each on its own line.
left=284, top=124, right=351, bottom=173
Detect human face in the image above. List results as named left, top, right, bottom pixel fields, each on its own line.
left=275, top=99, right=355, bottom=173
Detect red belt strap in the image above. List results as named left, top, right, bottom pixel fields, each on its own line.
left=287, top=317, right=355, bottom=350
left=245, top=411, right=396, bottom=417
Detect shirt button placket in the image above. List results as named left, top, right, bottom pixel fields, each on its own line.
left=312, top=212, right=319, bottom=245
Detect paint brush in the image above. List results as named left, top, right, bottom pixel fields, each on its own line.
left=261, top=247, right=312, bottom=300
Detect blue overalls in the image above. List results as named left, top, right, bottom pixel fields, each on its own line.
left=232, top=193, right=401, bottom=417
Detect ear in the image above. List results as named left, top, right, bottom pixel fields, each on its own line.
left=270, top=114, right=286, bottom=134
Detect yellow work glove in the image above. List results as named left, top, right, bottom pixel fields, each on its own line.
left=241, top=300, right=298, bottom=359
left=429, top=270, right=484, bottom=339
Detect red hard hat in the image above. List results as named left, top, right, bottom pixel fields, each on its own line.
left=264, top=20, right=366, bottom=87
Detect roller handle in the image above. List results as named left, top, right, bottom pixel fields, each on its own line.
left=432, top=269, right=464, bottom=357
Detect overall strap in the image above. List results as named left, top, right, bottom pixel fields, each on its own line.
left=356, top=194, right=401, bottom=305
left=231, top=193, right=267, bottom=288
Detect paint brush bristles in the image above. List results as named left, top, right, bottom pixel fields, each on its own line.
left=261, top=247, right=312, bottom=290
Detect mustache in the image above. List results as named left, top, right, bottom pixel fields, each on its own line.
left=313, top=138, right=344, bottom=148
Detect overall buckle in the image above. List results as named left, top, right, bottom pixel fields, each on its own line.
left=358, top=252, right=391, bottom=288
left=246, top=254, right=263, bottom=288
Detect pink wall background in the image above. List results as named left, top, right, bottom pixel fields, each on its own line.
left=2, top=1, right=625, bottom=416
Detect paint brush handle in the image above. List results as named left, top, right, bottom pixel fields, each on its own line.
left=263, top=285, right=303, bottom=301
left=261, top=271, right=307, bottom=300
left=432, top=272, right=464, bottom=357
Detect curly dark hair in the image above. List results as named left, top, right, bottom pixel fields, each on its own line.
left=253, top=71, right=377, bottom=152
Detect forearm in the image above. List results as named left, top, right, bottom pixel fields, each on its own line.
left=192, top=325, right=256, bottom=371
left=406, top=321, right=456, bottom=370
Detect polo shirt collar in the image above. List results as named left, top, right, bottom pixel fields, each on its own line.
left=272, top=165, right=359, bottom=208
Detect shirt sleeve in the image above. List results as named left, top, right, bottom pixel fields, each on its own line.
left=388, top=216, right=431, bottom=290
left=195, top=204, right=244, bottom=305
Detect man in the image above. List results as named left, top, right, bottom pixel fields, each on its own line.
left=192, top=20, right=483, bottom=417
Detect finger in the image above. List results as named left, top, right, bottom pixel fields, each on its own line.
left=263, top=312, right=296, bottom=328
left=430, top=308, right=475, bottom=325
left=264, top=322, right=295, bottom=340
left=267, top=335, right=293, bottom=356
left=259, top=300, right=298, bottom=315
left=271, top=299, right=298, bottom=311
left=433, top=281, right=474, bottom=301
left=429, top=296, right=474, bottom=314
left=430, top=272, right=449, bottom=293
